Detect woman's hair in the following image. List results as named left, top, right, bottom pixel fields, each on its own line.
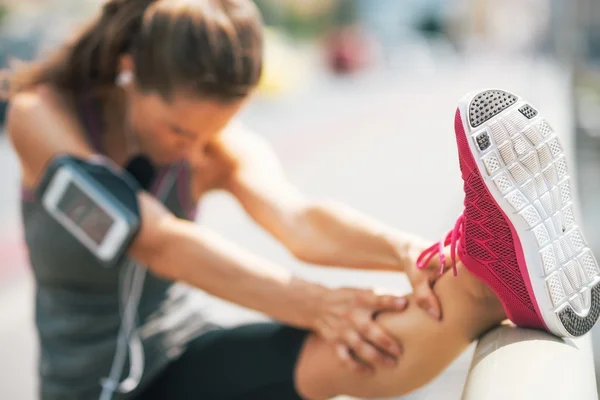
left=6, top=0, right=263, bottom=101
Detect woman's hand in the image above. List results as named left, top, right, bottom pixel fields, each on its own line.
left=313, top=287, right=408, bottom=373
left=403, top=242, right=449, bottom=321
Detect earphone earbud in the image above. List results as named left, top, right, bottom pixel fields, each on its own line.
left=116, top=70, right=134, bottom=87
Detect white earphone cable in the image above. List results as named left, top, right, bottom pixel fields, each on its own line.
left=100, top=165, right=179, bottom=400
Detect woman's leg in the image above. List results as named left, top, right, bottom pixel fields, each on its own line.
left=295, top=264, right=507, bottom=399
left=138, top=264, right=504, bottom=400
left=139, top=323, right=309, bottom=400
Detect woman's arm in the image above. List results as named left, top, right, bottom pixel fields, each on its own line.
left=294, top=264, right=507, bottom=399
left=7, top=89, right=407, bottom=369
left=217, top=124, right=443, bottom=315
left=220, top=125, right=431, bottom=271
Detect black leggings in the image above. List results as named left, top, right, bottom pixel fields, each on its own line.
left=137, top=323, right=310, bottom=400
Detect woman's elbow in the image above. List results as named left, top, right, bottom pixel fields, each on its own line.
left=285, top=204, right=335, bottom=265
left=281, top=224, right=322, bottom=265
left=288, top=241, right=334, bottom=267
left=288, top=240, right=322, bottom=265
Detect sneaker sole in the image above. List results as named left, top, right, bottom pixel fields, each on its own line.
left=457, top=89, right=600, bottom=337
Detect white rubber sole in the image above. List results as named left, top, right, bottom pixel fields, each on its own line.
left=457, top=89, right=600, bottom=338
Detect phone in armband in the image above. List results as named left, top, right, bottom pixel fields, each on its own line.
left=38, top=155, right=142, bottom=267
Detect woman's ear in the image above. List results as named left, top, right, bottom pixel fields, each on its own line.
left=118, top=54, right=135, bottom=75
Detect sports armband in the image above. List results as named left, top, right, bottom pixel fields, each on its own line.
left=37, top=155, right=142, bottom=267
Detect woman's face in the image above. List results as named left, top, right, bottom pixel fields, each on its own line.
left=124, top=84, right=244, bottom=165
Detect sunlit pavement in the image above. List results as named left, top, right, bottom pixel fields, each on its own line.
left=0, top=55, right=573, bottom=399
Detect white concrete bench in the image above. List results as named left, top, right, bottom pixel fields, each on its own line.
left=463, top=325, right=597, bottom=400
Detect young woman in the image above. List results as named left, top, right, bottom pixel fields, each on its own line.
left=6, top=0, right=598, bottom=399
left=5, top=0, right=443, bottom=399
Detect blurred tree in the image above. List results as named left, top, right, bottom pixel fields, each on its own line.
left=0, top=4, right=12, bottom=127
left=285, top=0, right=338, bottom=40
left=253, top=0, right=285, bottom=27
left=0, top=5, right=8, bottom=27
left=253, top=0, right=338, bottom=40
left=0, top=0, right=6, bottom=127
left=330, top=0, right=358, bottom=27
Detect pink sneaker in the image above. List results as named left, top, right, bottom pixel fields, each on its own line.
left=418, top=89, right=600, bottom=337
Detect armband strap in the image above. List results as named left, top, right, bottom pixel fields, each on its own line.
left=37, top=154, right=143, bottom=267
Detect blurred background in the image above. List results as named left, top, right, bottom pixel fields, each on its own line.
left=1, top=0, right=600, bottom=399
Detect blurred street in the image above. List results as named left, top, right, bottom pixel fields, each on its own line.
left=0, top=55, right=573, bottom=399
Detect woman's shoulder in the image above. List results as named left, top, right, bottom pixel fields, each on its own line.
left=7, top=85, right=93, bottom=187
left=186, top=120, right=264, bottom=194
left=7, top=85, right=76, bottom=131
left=217, top=120, right=275, bottom=160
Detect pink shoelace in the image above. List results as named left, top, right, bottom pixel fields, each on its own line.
left=417, top=213, right=465, bottom=277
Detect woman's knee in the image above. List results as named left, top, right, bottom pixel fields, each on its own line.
left=294, top=269, right=505, bottom=399
left=293, top=307, right=456, bottom=399
left=294, top=330, right=429, bottom=400
left=294, top=334, right=337, bottom=399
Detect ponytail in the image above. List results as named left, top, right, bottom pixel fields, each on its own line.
left=5, top=0, right=157, bottom=98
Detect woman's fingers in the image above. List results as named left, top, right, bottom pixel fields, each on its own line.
left=335, top=342, right=370, bottom=374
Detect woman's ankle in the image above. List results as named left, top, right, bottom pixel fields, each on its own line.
left=456, top=263, right=507, bottom=323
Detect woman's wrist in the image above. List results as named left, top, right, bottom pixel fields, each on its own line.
left=288, top=277, right=329, bottom=331
left=386, top=233, right=428, bottom=272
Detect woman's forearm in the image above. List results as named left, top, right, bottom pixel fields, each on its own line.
left=290, top=200, right=429, bottom=272
left=145, top=219, right=326, bottom=330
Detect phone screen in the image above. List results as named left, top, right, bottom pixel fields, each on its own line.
left=56, top=182, right=115, bottom=245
